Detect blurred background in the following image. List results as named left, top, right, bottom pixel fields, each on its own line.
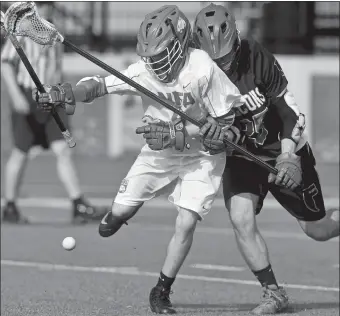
left=1, top=1, right=339, bottom=200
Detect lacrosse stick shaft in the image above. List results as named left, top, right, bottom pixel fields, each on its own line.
left=2, top=32, right=76, bottom=148
left=62, top=39, right=277, bottom=174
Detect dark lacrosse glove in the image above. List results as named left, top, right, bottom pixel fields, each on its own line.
left=199, top=116, right=241, bottom=155
left=268, top=152, right=302, bottom=190
left=32, top=83, right=76, bottom=115
left=135, top=118, right=186, bottom=151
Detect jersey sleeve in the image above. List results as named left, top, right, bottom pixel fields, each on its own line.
left=104, top=61, right=144, bottom=96
left=254, top=42, right=288, bottom=100
left=198, top=61, right=244, bottom=119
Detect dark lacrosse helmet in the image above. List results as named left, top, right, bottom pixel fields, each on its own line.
left=136, top=5, right=191, bottom=83
left=193, top=3, right=241, bottom=76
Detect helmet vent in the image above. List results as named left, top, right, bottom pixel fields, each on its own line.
left=208, top=26, right=214, bottom=33
left=171, top=11, right=176, bottom=16
left=225, top=12, right=229, bottom=18
left=146, top=23, right=152, bottom=36
left=205, top=11, right=215, bottom=17
left=157, top=27, right=163, bottom=37
left=151, top=16, right=157, bottom=19
left=197, top=27, right=203, bottom=37
left=221, top=22, right=227, bottom=33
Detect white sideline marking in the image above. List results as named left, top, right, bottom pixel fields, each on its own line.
left=138, top=224, right=339, bottom=243
left=1, top=197, right=339, bottom=209
left=1, top=197, right=339, bottom=243
left=191, top=264, right=245, bottom=272
left=1, top=260, right=339, bottom=292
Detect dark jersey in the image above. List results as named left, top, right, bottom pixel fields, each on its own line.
left=228, top=38, right=291, bottom=159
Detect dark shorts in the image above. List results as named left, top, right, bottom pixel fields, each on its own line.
left=10, top=88, right=70, bottom=153
left=223, top=143, right=326, bottom=222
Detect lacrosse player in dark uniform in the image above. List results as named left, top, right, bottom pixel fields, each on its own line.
left=193, top=3, right=339, bottom=315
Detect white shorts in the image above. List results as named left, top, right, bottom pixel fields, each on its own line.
left=114, top=148, right=226, bottom=219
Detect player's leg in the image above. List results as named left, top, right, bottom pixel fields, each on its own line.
left=224, top=157, right=288, bottom=315
left=149, top=154, right=225, bottom=314
left=298, top=208, right=339, bottom=241
left=271, top=143, right=339, bottom=241
left=46, top=112, right=108, bottom=223
left=2, top=111, right=35, bottom=224
left=99, top=150, right=178, bottom=237
left=150, top=206, right=199, bottom=314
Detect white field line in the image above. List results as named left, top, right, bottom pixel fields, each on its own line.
left=190, top=264, right=245, bottom=272
left=1, top=260, right=338, bottom=292
left=135, top=224, right=340, bottom=243
left=1, top=197, right=339, bottom=243
left=1, top=197, right=339, bottom=209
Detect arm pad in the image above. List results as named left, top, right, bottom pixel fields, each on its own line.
left=74, top=76, right=108, bottom=103
left=273, top=91, right=305, bottom=144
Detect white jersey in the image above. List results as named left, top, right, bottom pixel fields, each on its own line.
left=105, top=48, right=244, bottom=156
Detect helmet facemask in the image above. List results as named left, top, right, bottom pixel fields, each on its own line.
left=143, top=37, right=184, bottom=83
left=214, top=37, right=240, bottom=76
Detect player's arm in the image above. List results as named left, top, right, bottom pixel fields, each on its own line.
left=258, top=43, right=303, bottom=189
left=1, top=39, right=30, bottom=114
left=33, top=62, right=142, bottom=115
left=256, top=42, right=305, bottom=153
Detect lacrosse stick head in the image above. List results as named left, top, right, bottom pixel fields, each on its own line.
left=4, top=1, right=63, bottom=46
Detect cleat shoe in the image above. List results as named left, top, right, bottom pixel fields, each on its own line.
left=2, top=203, right=29, bottom=224
left=149, top=285, right=176, bottom=314
left=251, top=285, right=289, bottom=315
left=98, top=211, right=127, bottom=237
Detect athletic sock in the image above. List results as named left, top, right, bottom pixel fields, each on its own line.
left=253, top=264, right=279, bottom=288
left=157, top=271, right=175, bottom=290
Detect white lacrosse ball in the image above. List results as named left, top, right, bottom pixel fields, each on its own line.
left=62, top=237, right=76, bottom=251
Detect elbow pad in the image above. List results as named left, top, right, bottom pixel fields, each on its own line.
left=75, top=75, right=108, bottom=103
left=281, top=90, right=306, bottom=144
left=289, top=113, right=306, bottom=144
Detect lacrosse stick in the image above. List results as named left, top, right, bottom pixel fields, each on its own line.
left=3, top=2, right=279, bottom=175
left=1, top=9, right=76, bottom=148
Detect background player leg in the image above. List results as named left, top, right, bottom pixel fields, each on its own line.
left=50, top=140, right=108, bottom=223
left=297, top=209, right=339, bottom=241
left=150, top=207, right=199, bottom=314
left=2, top=147, right=29, bottom=223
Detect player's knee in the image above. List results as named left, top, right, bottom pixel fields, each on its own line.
left=111, top=202, right=141, bottom=221
left=301, top=221, right=330, bottom=242
left=175, top=208, right=199, bottom=238
left=10, top=147, right=28, bottom=164
left=51, top=140, right=71, bottom=159
left=228, top=195, right=257, bottom=235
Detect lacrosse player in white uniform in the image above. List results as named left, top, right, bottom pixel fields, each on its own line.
left=33, top=5, right=244, bottom=314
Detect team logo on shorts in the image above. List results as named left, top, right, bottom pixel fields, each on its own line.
left=302, top=183, right=320, bottom=213
left=177, top=17, right=186, bottom=33
left=119, top=179, right=129, bottom=193
left=175, top=122, right=184, bottom=130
